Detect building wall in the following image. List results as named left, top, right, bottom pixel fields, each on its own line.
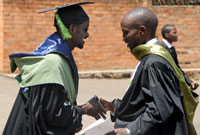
left=1, top=0, right=200, bottom=73
left=153, top=5, right=200, bottom=68
left=0, top=1, right=3, bottom=72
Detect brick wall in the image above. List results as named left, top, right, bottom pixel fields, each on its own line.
left=0, top=1, right=3, bottom=72
left=153, top=5, right=200, bottom=68
left=1, top=0, right=200, bottom=73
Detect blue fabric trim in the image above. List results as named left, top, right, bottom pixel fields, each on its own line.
left=9, top=33, right=78, bottom=78
left=10, top=33, right=79, bottom=92
left=20, top=87, right=29, bottom=93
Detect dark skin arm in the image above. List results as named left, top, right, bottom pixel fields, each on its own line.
left=100, top=98, right=127, bottom=135
left=99, top=98, right=115, bottom=112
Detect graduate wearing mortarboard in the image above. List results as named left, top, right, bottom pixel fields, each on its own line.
left=3, top=2, right=106, bottom=135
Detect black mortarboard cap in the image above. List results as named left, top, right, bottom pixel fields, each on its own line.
left=39, top=2, right=94, bottom=25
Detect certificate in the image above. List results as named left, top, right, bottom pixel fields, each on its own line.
left=79, top=117, right=114, bottom=135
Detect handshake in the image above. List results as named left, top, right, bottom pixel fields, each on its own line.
left=80, top=95, right=114, bottom=120
left=75, top=96, right=114, bottom=133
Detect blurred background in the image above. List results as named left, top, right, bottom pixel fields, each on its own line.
left=0, top=0, right=200, bottom=76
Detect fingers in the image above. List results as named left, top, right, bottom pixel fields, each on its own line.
left=97, top=100, right=106, bottom=114
left=92, top=110, right=106, bottom=120
left=89, top=95, right=99, bottom=103
left=99, top=111, right=106, bottom=119
left=90, top=106, right=106, bottom=120
left=100, top=98, right=108, bottom=104
left=191, top=83, right=199, bottom=90
left=114, top=128, right=127, bottom=135
left=100, top=98, right=113, bottom=111
left=99, top=98, right=110, bottom=108
left=75, top=124, right=83, bottom=133
left=89, top=97, right=106, bottom=114
left=94, top=114, right=101, bottom=120
left=86, top=96, right=110, bottom=119
left=75, top=127, right=82, bottom=133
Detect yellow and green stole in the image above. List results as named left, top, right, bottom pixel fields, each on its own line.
left=132, top=44, right=199, bottom=135
left=11, top=53, right=77, bottom=105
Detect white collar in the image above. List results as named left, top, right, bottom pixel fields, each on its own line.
left=162, top=39, right=173, bottom=48
left=145, top=38, right=158, bottom=45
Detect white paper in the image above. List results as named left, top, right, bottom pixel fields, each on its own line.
left=79, top=117, right=114, bottom=135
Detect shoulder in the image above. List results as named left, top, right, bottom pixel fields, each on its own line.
left=44, top=53, right=69, bottom=65
left=141, top=54, right=173, bottom=71
left=140, top=55, right=179, bottom=83
left=45, top=53, right=66, bottom=61
left=42, top=53, right=71, bottom=71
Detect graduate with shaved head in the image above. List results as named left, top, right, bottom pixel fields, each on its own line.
left=100, top=7, right=198, bottom=135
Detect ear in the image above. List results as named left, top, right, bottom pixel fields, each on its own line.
left=68, top=24, right=74, bottom=34
left=164, top=33, right=169, bottom=38
left=139, top=26, right=146, bottom=35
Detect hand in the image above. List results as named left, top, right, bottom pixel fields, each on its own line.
left=100, top=98, right=114, bottom=112
left=114, top=128, right=128, bottom=135
left=191, top=82, right=199, bottom=90
left=190, top=82, right=195, bottom=89
left=105, top=131, right=115, bottom=135
left=75, top=124, right=83, bottom=133
left=81, top=96, right=106, bottom=120
left=105, top=128, right=127, bottom=135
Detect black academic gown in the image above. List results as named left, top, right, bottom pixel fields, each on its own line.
left=160, top=41, right=193, bottom=85
left=111, top=54, right=188, bottom=135
left=3, top=84, right=82, bottom=135
left=3, top=33, right=82, bottom=135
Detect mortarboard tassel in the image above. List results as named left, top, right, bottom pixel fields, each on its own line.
left=55, top=12, right=72, bottom=40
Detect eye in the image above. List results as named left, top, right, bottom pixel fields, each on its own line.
left=123, top=31, right=128, bottom=36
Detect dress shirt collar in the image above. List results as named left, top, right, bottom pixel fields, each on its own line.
left=145, top=38, right=159, bottom=45
left=162, top=39, right=173, bottom=48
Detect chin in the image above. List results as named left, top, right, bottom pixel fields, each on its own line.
left=77, top=44, right=84, bottom=49
left=130, top=45, right=137, bottom=51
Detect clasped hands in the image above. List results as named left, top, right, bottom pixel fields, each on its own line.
left=81, top=95, right=107, bottom=120
left=81, top=96, right=127, bottom=135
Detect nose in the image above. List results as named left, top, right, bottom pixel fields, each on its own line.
left=85, top=32, right=89, bottom=39
left=122, top=33, right=127, bottom=41
left=122, top=36, right=127, bottom=42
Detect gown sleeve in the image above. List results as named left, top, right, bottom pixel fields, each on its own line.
left=180, top=68, right=193, bottom=85
left=175, top=59, right=193, bottom=85
left=110, top=99, right=122, bottom=122
left=126, top=62, right=185, bottom=135
left=24, top=83, right=82, bottom=135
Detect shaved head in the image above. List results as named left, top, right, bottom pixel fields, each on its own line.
left=161, top=24, right=175, bottom=38
left=122, top=7, right=158, bottom=36
left=120, top=7, right=158, bottom=50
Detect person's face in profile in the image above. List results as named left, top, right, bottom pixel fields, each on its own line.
left=71, top=20, right=89, bottom=49
left=120, top=18, right=143, bottom=51
left=166, top=26, right=178, bottom=43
